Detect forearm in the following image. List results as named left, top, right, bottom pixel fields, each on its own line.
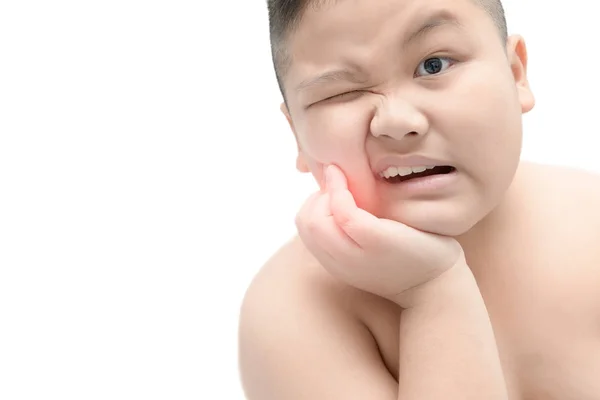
left=396, top=264, right=508, bottom=400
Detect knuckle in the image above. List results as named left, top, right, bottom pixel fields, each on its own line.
left=334, top=212, right=353, bottom=231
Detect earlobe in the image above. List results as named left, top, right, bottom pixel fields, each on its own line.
left=507, top=35, right=535, bottom=113
left=280, top=102, right=310, bottom=173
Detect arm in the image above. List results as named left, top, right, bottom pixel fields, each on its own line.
left=240, top=166, right=508, bottom=399
left=238, top=260, right=508, bottom=400
left=396, top=262, right=508, bottom=400
left=238, top=261, right=398, bottom=400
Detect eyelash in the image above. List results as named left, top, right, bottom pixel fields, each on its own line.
left=323, top=91, right=365, bottom=102
left=319, top=56, right=456, bottom=103
left=414, top=56, right=455, bottom=77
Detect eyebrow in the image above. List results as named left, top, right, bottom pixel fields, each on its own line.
left=294, top=10, right=463, bottom=93
left=295, top=67, right=369, bottom=93
left=403, top=10, right=463, bottom=49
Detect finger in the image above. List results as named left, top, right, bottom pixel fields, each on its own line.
left=298, top=191, right=360, bottom=262
left=326, top=165, right=357, bottom=228
left=331, top=195, right=414, bottom=250
left=309, top=192, right=361, bottom=257
left=295, top=192, right=338, bottom=264
left=296, top=191, right=326, bottom=249
left=325, top=164, right=348, bottom=192
left=295, top=191, right=321, bottom=226
left=325, top=165, right=416, bottom=249
left=325, top=165, right=376, bottom=248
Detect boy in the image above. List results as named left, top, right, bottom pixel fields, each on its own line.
left=238, top=0, right=600, bottom=398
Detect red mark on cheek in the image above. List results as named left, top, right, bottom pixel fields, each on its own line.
left=347, top=178, right=380, bottom=217
left=340, top=176, right=362, bottom=203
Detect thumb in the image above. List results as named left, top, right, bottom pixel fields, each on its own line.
left=325, top=164, right=348, bottom=191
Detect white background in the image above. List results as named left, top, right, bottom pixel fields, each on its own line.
left=0, top=0, right=598, bottom=399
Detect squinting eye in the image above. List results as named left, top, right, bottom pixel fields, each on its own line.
left=415, top=57, right=453, bottom=77
left=322, top=90, right=364, bottom=102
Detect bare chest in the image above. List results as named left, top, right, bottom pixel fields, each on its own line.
left=360, top=167, right=600, bottom=398
left=360, top=264, right=600, bottom=400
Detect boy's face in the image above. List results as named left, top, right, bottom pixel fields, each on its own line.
left=280, top=0, right=535, bottom=236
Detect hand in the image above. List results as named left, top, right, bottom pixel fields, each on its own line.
left=296, top=164, right=467, bottom=308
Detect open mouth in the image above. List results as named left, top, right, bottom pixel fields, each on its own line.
left=381, top=165, right=456, bottom=183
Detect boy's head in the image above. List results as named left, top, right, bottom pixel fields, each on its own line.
left=268, top=0, right=508, bottom=101
left=267, top=0, right=535, bottom=236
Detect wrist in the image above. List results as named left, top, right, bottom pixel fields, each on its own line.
left=392, top=260, right=479, bottom=308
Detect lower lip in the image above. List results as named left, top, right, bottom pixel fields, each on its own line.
left=380, top=170, right=458, bottom=195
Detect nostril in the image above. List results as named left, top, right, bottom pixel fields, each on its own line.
left=371, top=130, right=422, bottom=139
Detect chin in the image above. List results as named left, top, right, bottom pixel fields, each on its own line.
left=379, top=199, right=487, bottom=237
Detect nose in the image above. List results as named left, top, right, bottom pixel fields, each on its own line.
left=370, top=94, right=429, bottom=140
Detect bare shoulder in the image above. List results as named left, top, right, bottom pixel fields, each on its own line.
left=238, top=236, right=398, bottom=400
left=239, top=236, right=367, bottom=322
left=520, top=161, right=600, bottom=230
left=521, top=161, right=600, bottom=202
left=517, top=161, right=600, bottom=296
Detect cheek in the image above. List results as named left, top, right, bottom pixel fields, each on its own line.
left=298, top=105, right=380, bottom=207
left=302, top=105, right=370, bottom=151
left=438, top=66, right=522, bottom=206
left=440, top=66, right=522, bottom=156
left=298, top=104, right=375, bottom=171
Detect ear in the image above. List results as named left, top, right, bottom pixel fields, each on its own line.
left=506, top=35, right=535, bottom=114
left=280, top=102, right=310, bottom=173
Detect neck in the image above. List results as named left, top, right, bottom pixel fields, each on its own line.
left=455, top=168, right=525, bottom=272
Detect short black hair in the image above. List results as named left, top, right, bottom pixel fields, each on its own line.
left=267, top=0, right=508, bottom=101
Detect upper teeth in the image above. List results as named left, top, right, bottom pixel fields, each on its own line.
left=380, top=165, right=435, bottom=179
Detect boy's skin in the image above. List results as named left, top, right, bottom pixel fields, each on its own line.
left=238, top=0, right=600, bottom=399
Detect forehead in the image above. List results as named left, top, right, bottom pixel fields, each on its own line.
left=284, top=0, right=489, bottom=86
left=293, top=0, right=478, bottom=40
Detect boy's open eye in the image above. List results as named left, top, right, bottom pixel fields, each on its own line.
left=415, top=57, right=454, bottom=77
